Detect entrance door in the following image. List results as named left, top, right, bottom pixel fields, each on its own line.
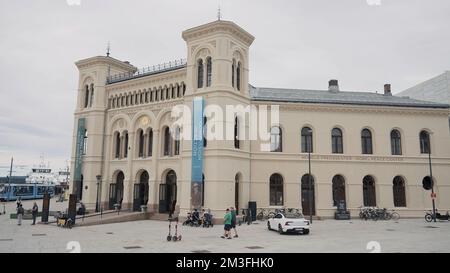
left=301, top=174, right=316, bottom=216
left=108, top=183, right=116, bottom=210
left=133, top=184, right=141, bottom=212
left=159, top=184, right=167, bottom=213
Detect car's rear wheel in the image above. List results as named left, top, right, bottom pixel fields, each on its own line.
left=278, top=224, right=283, bottom=235
left=267, top=221, right=271, bottom=231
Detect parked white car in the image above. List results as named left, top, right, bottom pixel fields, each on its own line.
left=267, top=212, right=310, bottom=235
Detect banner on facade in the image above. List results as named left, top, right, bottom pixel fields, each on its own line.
left=73, top=118, right=86, bottom=198
left=191, top=97, right=204, bottom=209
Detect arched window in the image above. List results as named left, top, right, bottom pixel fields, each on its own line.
left=84, top=85, right=89, bottom=108
left=420, top=130, right=431, bottom=154
left=270, top=174, right=284, bottom=206
left=138, top=130, right=144, bottom=158
left=270, top=126, right=282, bottom=152
left=232, top=60, right=235, bottom=88
left=123, top=132, right=129, bottom=158
left=332, top=128, right=343, bottom=154
left=89, top=84, right=94, bottom=107
left=363, top=175, right=376, bottom=207
left=332, top=175, right=346, bottom=206
left=197, top=59, right=204, bottom=89
left=234, top=117, right=240, bottom=149
left=163, top=127, right=172, bottom=156
left=171, top=86, right=175, bottom=99
left=237, top=62, right=241, bottom=91
left=174, top=127, right=181, bottom=156
left=361, top=129, right=373, bottom=154
left=301, top=127, right=313, bottom=153
left=112, top=98, right=116, bottom=109
left=391, top=130, right=402, bottom=155
left=82, top=130, right=88, bottom=155
left=203, top=117, right=207, bottom=148
left=147, top=129, right=153, bottom=157
left=165, top=87, right=169, bottom=100
left=206, top=57, right=212, bottom=87
left=114, top=132, right=121, bottom=159
left=393, top=176, right=406, bottom=207
left=176, top=84, right=180, bottom=98
left=121, top=96, right=124, bottom=107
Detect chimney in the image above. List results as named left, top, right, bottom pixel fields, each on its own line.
left=384, top=84, right=392, bottom=96
left=328, top=79, right=339, bottom=92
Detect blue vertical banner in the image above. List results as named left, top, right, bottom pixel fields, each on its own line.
left=191, top=97, right=204, bottom=209
left=74, top=118, right=86, bottom=198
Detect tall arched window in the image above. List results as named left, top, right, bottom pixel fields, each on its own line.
left=361, top=129, right=373, bottom=154
left=234, top=117, right=240, bottom=149
left=391, top=130, right=402, bottom=155
left=114, top=132, right=121, bottom=159
left=393, top=176, right=406, bottom=207
left=138, top=130, right=144, bottom=158
left=236, top=62, right=241, bottom=91
left=84, top=85, right=89, bottom=108
left=235, top=173, right=240, bottom=214
left=206, top=57, right=212, bottom=87
left=301, top=174, right=316, bottom=216
left=332, top=175, right=346, bottom=207
left=82, top=130, right=88, bottom=155
left=147, top=129, right=153, bottom=157
left=332, top=128, right=343, bottom=154
left=420, top=130, right=430, bottom=154
left=163, top=127, right=172, bottom=156
left=183, top=83, right=186, bottom=96
left=270, top=127, right=282, bottom=152
left=197, top=59, right=204, bottom=89
left=176, top=84, right=180, bottom=98
left=301, top=127, right=313, bottom=153
left=270, top=174, right=284, bottom=206
left=174, top=127, right=181, bottom=156
left=89, top=84, right=94, bottom=107
left=123, top=132, right=129, bottom=158
left=232, top=60, right=235, bottom=88
left=363, top=175, right=376, bottom=207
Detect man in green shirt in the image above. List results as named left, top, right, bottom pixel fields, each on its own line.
left=221, top=208, right=232, bottom=239
left=230, top=207, right=238, bottom=238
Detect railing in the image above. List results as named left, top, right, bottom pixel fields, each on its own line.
left=107, top=58, right=187, bottom=84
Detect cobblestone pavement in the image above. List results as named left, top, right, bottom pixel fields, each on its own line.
left=1, top=199, right=449, bottom=253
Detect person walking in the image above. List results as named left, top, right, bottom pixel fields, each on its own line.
left=31, top=202, right=38, bottom=225
left=230, top=207, right=238, bottom=238
left=17, top=204, right=24, bottom=226
left=221, top=208, right=232, bottom=239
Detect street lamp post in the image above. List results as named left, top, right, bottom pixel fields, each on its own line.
left=96, top=175, right=102, bottom=213
left=427, top=143, right=436, bottom=223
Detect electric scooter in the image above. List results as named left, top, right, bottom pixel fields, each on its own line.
left=172, top=217, right=182, bottom=242
left=167, top=217, right=173, bottom=241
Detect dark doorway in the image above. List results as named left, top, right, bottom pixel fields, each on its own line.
left=363, top=175, right=376, bottom=207
left=332, top=175, right=346, bottom=206
left=133, top=171, right=149, bottom=212
left=109, top=171, right=124, bottom=210
left=301, top=174, right=316, bottom=216
left=159, top=170, right=177, bottom=213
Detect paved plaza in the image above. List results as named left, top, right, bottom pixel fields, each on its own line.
left=0, top=199, right=449, bottom=253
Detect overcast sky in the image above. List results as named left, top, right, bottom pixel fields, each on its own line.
left=0, top=0, right=449, bottom=174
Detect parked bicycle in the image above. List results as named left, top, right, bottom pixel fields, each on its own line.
left=359, top=206, right=400, bottom=221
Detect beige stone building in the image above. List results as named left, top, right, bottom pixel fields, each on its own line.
left=70, top=19, right=450, bottom=219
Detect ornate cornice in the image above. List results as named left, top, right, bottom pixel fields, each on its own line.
left=182, top=20, right=255, bottom=46
left=251, top=101, right=449, bottom=116
left=75, top=56, right=137, bottom=73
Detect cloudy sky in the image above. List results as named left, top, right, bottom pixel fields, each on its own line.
left=0, top=0, right=449, bottom=175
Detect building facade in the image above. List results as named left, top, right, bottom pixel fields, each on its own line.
left=70, top=20, right=450, bottom=218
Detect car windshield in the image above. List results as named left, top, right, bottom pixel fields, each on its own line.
left=285, top=213, right=304, bottom=219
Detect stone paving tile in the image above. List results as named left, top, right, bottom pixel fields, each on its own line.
left=1, top=199, right=450, bottom=253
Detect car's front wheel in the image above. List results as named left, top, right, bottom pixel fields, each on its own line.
left=303, top=229, right=310, bottom=235
left=267, top=221, right=271, bottom=231
left=278, top=224, right=284, bottom=235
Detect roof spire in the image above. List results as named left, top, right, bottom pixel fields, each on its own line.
left=217, top=2, right=222, bottom=21
left=106, top=41, right=111, bottom=57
